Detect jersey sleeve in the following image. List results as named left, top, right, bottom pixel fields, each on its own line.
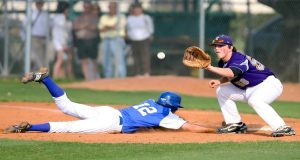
left=228, top=56, right=249, bottom=73
left=230, top=67, right=243, bottom=78
left=159, top=112, right=187, bottom=129
left=218, top=56, right=245, bottom=77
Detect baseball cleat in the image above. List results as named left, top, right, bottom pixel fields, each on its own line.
left=271, top=126, right=296, bottom=137
left=3, top=122, right=31, bottom=133
left=217, top=122, right=247, bottom=134
left=21, top=67, right=49, bottom=84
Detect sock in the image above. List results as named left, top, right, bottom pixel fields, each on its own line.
left=42, top=77, right=64, bottom=97
left=28, top=123, right=50, bottom=132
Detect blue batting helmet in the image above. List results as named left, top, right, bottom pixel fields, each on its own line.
left=157, top=91, right=183, bottom=111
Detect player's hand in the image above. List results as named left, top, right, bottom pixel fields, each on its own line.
left=205, top=64, right=212, bottom=70
left=208, top=80, right=221, bottom=88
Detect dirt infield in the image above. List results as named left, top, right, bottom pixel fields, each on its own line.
left=63, top=76, right=300, bottom=102
left=0, top=76, right=299, bottom=143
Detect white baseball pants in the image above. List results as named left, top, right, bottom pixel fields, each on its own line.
left=48, top=94, right=123, bottom=133
left=216, top=75, right=286, bottom=131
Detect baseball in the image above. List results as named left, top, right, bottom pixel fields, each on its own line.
left=157, top=52, right=165, bottom=60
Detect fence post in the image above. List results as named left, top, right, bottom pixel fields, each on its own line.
left=24, top=0, right=32, bottom=74
left=198, top=0, right=205, bottom=79
left=2, top=0, right=9, bottom=76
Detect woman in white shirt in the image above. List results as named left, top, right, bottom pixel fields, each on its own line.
left=126, top=3, right=154, bottom=76
left=52, top=2, right=73, bottom=79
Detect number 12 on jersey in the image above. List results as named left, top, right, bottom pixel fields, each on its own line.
left=133, top=103, right=158, bottom=116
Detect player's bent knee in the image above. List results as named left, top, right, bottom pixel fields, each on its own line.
left=247, top=98, right=264, bottom=108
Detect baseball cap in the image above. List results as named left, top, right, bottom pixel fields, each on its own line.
left=209, top=34, right=233, bottom=46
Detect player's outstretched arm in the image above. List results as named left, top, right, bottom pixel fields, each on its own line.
left=206, top=65, right=234, bottom=78
left=180, top=122, right=215, bottom=133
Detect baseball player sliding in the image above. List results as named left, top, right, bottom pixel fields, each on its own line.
left=205, top=34, right=295, bottom=137
left=3, top=68, right=213, bottom=134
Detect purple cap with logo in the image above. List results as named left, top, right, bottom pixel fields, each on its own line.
left=209, top=34, right=233, bottom=46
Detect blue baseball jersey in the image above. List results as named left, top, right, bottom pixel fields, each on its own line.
left=218, top=52, right=274, bottom=90
left=119, top=99, right=186, bottom=133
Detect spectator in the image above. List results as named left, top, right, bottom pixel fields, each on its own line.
left=22, top=0, right=50, bottom=71
left=99, top=2, right=127, bottom=78
left=92, top=2, right=102, bottom=18
left=126, top=3, right=154, bottom=77
left=51, top=2, right=74, bottom=79
left=91, top=3, right=103, bottom=73
left=73, top=1, right=99, bottom=80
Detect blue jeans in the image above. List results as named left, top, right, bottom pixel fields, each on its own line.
left=101, top=37, right=127, bottom=78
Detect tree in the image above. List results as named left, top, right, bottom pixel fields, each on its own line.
left=258, top=0, right=300, bottom=82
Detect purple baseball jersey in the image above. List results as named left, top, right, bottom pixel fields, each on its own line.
left=218, top=52, right=274, bottom=89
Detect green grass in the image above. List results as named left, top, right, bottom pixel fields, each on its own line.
left=1, top=79, right=299, bottom=160
left=1, top=139, right=300, bottom=160
left=0, top=79, right=299, bottom=118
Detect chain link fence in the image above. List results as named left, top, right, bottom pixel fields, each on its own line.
left=0, top=0, right=299, bottom=82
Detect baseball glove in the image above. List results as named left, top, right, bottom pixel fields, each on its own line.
left=182, top=46, right=211, bottom=69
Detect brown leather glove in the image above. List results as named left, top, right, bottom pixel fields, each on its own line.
left=182, top=46, right=211, bottom=69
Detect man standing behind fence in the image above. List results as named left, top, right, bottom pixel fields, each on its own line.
left=126, top=3, right=154, bottom=77
left=73, top=1, right=100, bottom=80
left=22, top=0, right=49, bottom=71
left=99, top=2, right=127, bottom=78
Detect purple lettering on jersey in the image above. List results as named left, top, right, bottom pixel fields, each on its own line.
left=218, top=52, right=274, bottom=89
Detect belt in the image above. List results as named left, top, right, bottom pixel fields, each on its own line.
left=119, top=116, right=123, bottom=125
